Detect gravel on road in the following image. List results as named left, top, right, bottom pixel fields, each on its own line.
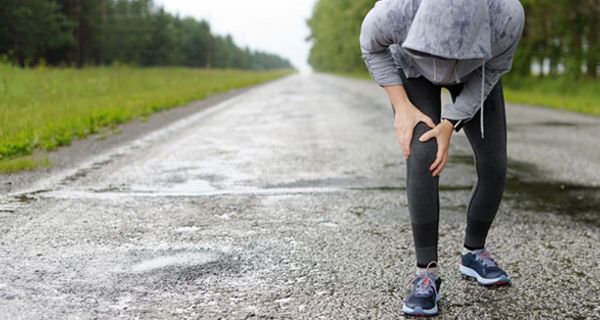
left=1, top=74, right=599, bottom=319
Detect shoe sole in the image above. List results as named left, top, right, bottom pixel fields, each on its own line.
left=460, top=264, right=511, bottom=287
left=402, top=291, right=441, bottom=317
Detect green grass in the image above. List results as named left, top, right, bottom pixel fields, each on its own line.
left=0, top=154, right=51, bottom=174
left=503, top=77, right=600, bottom=116
left=332, top=70, right=372, bottom=80
left=0, top=64, right=293, bottom=169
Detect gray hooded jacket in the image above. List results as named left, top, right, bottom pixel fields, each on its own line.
left=359, top=0, right=524, bottom=137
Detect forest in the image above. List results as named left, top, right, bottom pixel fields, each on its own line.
left=307, top=0, right=600, bottom=79
left=0, top=0, right=292, bottom=70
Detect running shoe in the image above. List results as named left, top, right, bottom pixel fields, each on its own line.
left=402, top=268, right=442, bottom=317
left=460, top=245, right=511, bottom=287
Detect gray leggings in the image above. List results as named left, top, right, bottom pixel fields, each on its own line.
left=398, top=75, right=507, bottom=268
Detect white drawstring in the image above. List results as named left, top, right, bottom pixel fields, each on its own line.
left=480, top=59, right=485, bottom=139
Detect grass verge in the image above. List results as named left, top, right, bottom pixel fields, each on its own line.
left=0, top=154, right=51, bottom=174
left=0, top=64, right=293, bottom=171
left=503, top=76, right=600, bottom=116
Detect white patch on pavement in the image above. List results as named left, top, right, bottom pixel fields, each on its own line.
left=131, top=252, right=219, bottom=273
left=174, top=226, right=201, bottom=233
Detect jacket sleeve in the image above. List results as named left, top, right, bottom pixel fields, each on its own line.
left=359, top=2, right=403, bottom=87
left=441, top=8, right=525, bottom=121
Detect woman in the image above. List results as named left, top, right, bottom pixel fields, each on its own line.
left=359, top=0, right=524, bottom=317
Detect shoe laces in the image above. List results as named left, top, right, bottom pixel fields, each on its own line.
left=408, top=261, right=438, bottom=296
left=473, top=243, right=500, bottom=268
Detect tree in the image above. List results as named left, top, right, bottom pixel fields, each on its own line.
left=307, top=0, right=599, bottom=78
left=307, top=0, right=373, bottom=73
left=0, top=0, right=292, bottom=70
left=0, top=0, right=72, bottom=66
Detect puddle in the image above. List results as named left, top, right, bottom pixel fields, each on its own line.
left=264, top=178, right=369, bottom=189
left=508, top=121, right=598, bottom=131
left=0, top=188, right=54, bottom=212
left=11, top=152, right=599, bottom=227
left=61, top=169, right=90, bottom=183
left=14, top=194, right=37, bottom=204
left=503, top=159, right=600, bottom=226
left=351, top=186, right=404, bottom=192
left=505, top=176, right=600, bottom=226
left=40, top=186, right=346, bottom=200
left=59, top=158, right=120, bottom=185
left=534, top=121, right=589, bottom=127
left=450, top=153, right=600, bottom=226
left=166, top=179, right=214, bottom=193
left=91, top=184, right=131, bottom=193
left=87, top=178, right=215, bottom=195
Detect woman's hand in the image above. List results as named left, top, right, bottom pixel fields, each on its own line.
left=383, top=85, right=435, bottom=159
left=393, top=102, right=436, bottom=159
left=419, top=119, right=454, bottom=176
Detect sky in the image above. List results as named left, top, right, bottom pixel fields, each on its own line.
left=156, top=0, right=318, bottom=72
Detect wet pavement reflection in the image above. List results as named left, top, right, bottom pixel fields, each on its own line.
left=0, top=74, right=599, bottom=319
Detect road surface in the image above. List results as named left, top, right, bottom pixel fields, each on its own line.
left=1, top=74, right=599, bottom=319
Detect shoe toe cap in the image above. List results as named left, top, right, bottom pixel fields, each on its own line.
left=405, top=296, right=436, bottom=310
left=485, top=268, right=508, bottom=279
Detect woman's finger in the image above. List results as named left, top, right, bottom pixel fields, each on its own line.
left=433, top=153, right=448, bottom=176
left=401, top=130, right=412, bottom=159
left=419, top=128, right=436, bottom=142
left=430, top=148, right=444, bottom=172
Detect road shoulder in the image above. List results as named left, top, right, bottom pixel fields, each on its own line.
left=0, top=78, right=288, bottom=195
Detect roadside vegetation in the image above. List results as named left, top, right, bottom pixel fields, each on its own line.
left=503, top=77, right=600, bottom=115
left=0, top=0, right=295, bottom=173
left=0, top=155, right=51, bottom=174
left=307, top=0, right=600, bottom=115
left=0, top=0, right=292, bottom=70
left=0, top=65, right=292, bottom=172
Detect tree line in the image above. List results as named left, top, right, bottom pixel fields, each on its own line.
left=0, top=0, right=292, bottom=70
left=307, top=0, right=599, bottom=79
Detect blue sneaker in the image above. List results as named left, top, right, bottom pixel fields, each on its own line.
left=460, top=246, right=511, bottom=287
left=402, top=270, right=442, bottom=317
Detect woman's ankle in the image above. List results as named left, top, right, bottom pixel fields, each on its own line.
left=416, top=261, right=438, bottom=275
left=417, top=266, right=438, bottom=275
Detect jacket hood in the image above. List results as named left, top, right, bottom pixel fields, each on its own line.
left=402, top=0, right=492, bottom=60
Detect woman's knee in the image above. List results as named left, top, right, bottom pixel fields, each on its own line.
left=408, top=122, right=437, bottom=168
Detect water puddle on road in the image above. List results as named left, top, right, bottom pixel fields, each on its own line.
left=161, top=178, right=215, bottom=194
left=535, top=121, right=579, bottom=127
left=33, top=186, right=346, bottom=200
left=449, top=154, right=600, bottom=227
left=505, top=174, right=600, bottom=227
left=6, top=153, right=599, bottom=228
left=0, top=188, right=51, bottom=212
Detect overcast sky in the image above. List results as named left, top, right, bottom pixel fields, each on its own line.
left=156, top=0, right=318, bottom=72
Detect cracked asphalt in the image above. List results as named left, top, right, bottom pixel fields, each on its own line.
left=0, top=74, right=599, bottom=319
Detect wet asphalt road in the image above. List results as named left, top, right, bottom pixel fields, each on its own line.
left=1, top=74, right=599, bottom=319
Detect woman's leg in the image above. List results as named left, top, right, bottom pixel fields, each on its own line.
left=400, top=76, right=442, bottom=268
left=449, top=81, right=507, bottom=249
